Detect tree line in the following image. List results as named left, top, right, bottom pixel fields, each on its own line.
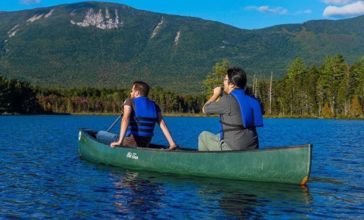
left=0, top=77, right=205, bottom=114
left=203, top=54, right=364, bottom=118
left=0, top=76, right=42, bottom=114
left=255, top=55, right=364, bottom=118
left=1, top=53, right=363, bottom=118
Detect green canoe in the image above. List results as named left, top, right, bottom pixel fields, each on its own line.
left=78, top=129, right=312, bottom=185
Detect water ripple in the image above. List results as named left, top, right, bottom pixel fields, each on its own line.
left=0, top=116, right=363, bottom=218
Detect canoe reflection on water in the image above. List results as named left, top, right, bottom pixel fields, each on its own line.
left=215, top=180, right=311, bottom=218
left=110, top=171, right=165, bottom=219
left=106, top=168, right=312, bottom=218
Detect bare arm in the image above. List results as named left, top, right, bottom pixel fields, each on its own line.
left=202, top=87, right=222, bottom=113
left=158, top=112, right=177, bottom=150
left=110, top=105, right=132, bottom=148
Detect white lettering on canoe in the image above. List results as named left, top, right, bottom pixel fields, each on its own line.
left=78, top=131, right=81, bottom=141
left=126, top=152, right=139, bottom=160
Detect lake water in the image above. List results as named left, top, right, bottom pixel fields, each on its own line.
left=1, top=116, right=363, bottom=218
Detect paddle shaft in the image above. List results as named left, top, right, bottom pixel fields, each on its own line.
left=106, top=114, right=123, bottom=132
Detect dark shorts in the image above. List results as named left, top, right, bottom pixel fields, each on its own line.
left=96, top=130, right=152, bottom=147
left=123, top=135, right=152, bottom=147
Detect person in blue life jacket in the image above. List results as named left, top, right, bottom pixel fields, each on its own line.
left=198, top=67, right=264, bottom=151
left=110, top=81, right=177, bottom=150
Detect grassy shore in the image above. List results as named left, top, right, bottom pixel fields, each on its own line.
left=68, top=112, right=364, bottom=119
left=70, top=112, right=211, bottom=117
left=2, top=111, right=363, bottom=119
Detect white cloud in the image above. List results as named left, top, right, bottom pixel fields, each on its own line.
left=245, top=5, right=288, bottom=15
left=20, top=0, right=41, bottom=4
left=245, top=5, right=312, bottom=16
left=304, top=9, right=313, bottom=14
left=323, top=1, right=364, bottom=16
left=294, top=9, right=313, bottom=15
left=322, top=0, right=355, bottom=5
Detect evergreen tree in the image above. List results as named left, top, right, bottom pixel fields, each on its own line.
left=303, top=67, right=319, bottom=115
left=322, top=102, right=334, bottom=118
left=337, top=67, right=352, bottom=116
left=319, top=55, right=347, bottom=115
left=353, top=57, right=364, bottom=108
left=350, top=95, right=363, bottom=117
left=203, top=59, right=230, bottom=96
left=286, top=58, right=306, bottom=115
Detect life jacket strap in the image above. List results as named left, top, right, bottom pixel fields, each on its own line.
left=128, top=127, right=155, bottom=133
left=223, top=127, right=244, bottom=133
left=220, top=120, right=244, bottom=128
left=134, top=116, right=159, bottom=122
left=129, top=121, right=156, bottom=127
left=220, top=120, right=256, bottom=131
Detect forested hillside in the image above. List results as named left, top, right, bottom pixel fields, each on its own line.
left=0, top=2, right=364, bottom=92
left=1, top=54, right=363, bottom=118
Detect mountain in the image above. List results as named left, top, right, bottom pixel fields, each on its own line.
left=0, top=1, right=364, bottom=92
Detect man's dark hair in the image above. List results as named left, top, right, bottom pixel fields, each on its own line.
left=133, top=81, right=150, bottom=96
left=227, top=67, right=247, bottom=89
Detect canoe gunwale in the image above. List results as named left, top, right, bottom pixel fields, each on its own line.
left=79, top=128, right=313, bottom=154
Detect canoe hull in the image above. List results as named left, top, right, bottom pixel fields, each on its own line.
left=78, top=129, right=312, bottom=185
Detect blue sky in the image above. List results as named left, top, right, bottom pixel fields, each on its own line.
left=1, top=0, right=364, bottom=29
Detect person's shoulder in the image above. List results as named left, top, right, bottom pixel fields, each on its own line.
left=223, top=94, right=239, bottom=107
left=221, top=94, right=235, bottom=102
left=124, top=98, right=133, bottom=106
left=154, top=103, right=161, bottom=113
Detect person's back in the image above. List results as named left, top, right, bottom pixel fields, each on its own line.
left=206, top=93, right=258, bottom=150
left=109, top=81, right=177, bottom=150
left=96, top=96, right=158, bottom=147
left=198, top=67, right=263, bottom=151
left=124, top=96, right=158, bottom=147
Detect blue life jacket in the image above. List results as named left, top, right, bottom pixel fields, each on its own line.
left=219, top=89, right=263, bottom=140
left=126, top=97, right=158, bottom=137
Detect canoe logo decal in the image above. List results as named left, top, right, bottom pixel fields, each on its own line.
left=78, top=131, right=81, bottom=141
left=126, top=152, right=139, bottom=160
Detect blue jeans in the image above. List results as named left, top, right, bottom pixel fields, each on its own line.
left=96, top=130, right=119, bottom=145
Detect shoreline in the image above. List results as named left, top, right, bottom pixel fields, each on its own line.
left=2, top=112, right=363, bottom=120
